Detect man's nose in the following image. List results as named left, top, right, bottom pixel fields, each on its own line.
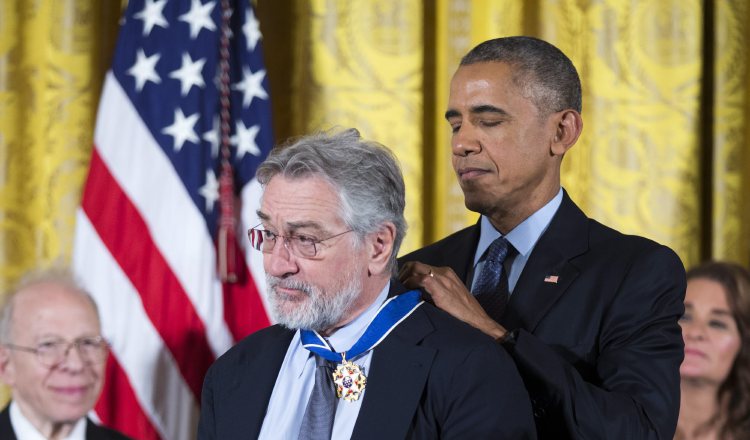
left=59, top=343, right=87, bottom=371
left=451, top=125, right=481, bottom=156
left=265, top=238, right=298, bottom=277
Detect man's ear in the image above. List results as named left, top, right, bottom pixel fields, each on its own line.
left=367, top=222, right=396, bottom=277
left=0, top=346, right=16, bottom=386
left=550, top=109, right=583, bottom=156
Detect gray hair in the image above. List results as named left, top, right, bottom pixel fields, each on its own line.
left=256, top=128, right=407, bottom=274
left=461, top=36, right=582, bottom=115
left=0, top=267, right=99, bottom=343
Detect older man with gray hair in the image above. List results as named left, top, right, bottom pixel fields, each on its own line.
left=198, top=128, right=535, bottom=439
left=0, top=269, right=130, bottom=440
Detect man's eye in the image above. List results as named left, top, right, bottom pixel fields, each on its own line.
left=37, top=341, right=62, bottom=350
left=450, top=123, right=461, bottom=133
left=262, top=230, right=276, bottom=239
left=79, top=338, right=100, bottom=348
left=480, top=120, right=501, bottom=127
left=294, top=235, right=317, bottom=245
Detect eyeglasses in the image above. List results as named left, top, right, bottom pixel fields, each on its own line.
left=4, top=336, right=109, bottom=368
left=248, top=225, right=353, bottom=258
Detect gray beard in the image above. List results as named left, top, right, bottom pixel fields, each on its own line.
left=265, top=271, right=362, bottom=332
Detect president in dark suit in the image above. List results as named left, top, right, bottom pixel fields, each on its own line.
left=197, top=129, right=536, bottom=439
left=0, top=269, right=130, bottom=440
left=399, top=36, right=686, bottom=439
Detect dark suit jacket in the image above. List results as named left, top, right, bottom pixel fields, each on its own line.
left=0, top=404, right=131, bottom=440
left=198, top=281, right=536, bottom=439
left=399, top=191, right=686, bottom=439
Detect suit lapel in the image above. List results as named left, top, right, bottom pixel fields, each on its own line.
left=426, top=224, right=480, bottom=282
left=231, top=328, right=294, bottom=437
left=351, top=290, right=436, bottom=439
left=502, top=192, right=588, bottom=332
left=0, top=406, right=16, bottom=440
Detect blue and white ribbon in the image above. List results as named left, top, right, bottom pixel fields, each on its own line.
left=300, top=290, right=423, bottom=362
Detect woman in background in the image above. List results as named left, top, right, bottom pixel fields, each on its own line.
left=676, top=261, right=750, bottom=439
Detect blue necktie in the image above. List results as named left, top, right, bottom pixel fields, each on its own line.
left=298, top=354, right=337, bottom=440
left=473, top=237, right=512, bottom=323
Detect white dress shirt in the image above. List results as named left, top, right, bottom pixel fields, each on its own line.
left=258, top=283, right=391, bottom=440
left=472, top=187, right=563, bottom=293
left=9, top=401, right=86, bottom=440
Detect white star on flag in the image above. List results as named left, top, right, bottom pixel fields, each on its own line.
left=74, top=1, right=275, bottom=437
left=179, top=0, right=217, bottom=39
left=231, top=121, right=261, bottom=158
left=162, top=108, right=200, bottom=151
left=243, top=8, right=262, bottom=50
left=232, top=67, right=268, bottom=107
left=169, top=52, right=207, bottom=96
left=198, top=169, right=220, bottom=212
left=127, top=49, right=161, bottom=92
left=134, top=0, right=169, bottom=36
left=203, top=116, right=221, bottom=158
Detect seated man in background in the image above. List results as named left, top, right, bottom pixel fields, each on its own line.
left=198, top=128, right=535, bottom=439
left=0, top=269, right=130, bottom=440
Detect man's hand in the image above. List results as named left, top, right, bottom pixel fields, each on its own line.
left=398, top=261, right=507, bottom=340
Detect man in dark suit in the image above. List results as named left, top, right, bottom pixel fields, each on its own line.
left=399, top=36, right=686, bottom=439
left=198, top=129, right=535, bottom=439
left=0, top=269, right=130, bottom=440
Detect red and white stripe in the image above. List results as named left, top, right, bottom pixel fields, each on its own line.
left=73, top=74, right=270, bottom=440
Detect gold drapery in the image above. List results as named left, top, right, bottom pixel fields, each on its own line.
left=0, top=0, right=121, bottom=405
left=0, top=0, right=748, bottom=406
left=259, top=0, right=750, bottom=266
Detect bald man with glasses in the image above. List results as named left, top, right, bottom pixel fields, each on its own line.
left=0, top=269, right=130, bottom=440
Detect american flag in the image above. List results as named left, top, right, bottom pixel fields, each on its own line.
left=72, top=0, right=272, bottom=438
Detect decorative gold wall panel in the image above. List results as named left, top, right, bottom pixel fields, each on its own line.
left=560, top=0, right=704, bottom=267
left=0, top=0, right=121, bottom=407
left=430, top=0, right=706, bottom=267
left=2, top=1, right=749, bottom=333
left=287, top=0, right=425, bottom=254
left=713, top=0, right=750, bottom=265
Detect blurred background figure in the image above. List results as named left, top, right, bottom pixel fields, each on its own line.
left=677, top=261, right=750, bottom=440
left=0, top=269, right=130, bottom=440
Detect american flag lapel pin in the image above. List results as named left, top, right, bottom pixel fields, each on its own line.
left=544, top=275, right=559, bottom=284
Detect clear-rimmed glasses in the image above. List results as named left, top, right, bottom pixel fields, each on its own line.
left=4, top=336, right=109, bottom=367
left=248, top=225, right=353, bottom=258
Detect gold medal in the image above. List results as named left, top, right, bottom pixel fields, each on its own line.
left=332, top=354, right=367, bottom=402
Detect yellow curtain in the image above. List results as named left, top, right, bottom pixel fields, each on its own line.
left=0, top=0, right=120, bottom=290
left=1, top=0, right=749, bottom=406
left=424, top=0, right=749, bottom=267
left=713, top=0, right=750, bottom=264
left=260, top=0, right=426, bottom=253
left=0, top=0, right=121, bottom=406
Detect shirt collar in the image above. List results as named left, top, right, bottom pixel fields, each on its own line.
left=9, top=401, right=87, bottom=440
left=290, top=282, right=391, bottom=377
left=474, top=188, right=563, bottom=266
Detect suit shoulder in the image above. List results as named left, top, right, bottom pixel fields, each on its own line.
left=86, top=419, right=133, bottom=440
left=587, top=218, right=682, bottom=263
left=211, top=325, right=292, bottom=369
left=579, top=219, right=686, bottom=299
left=419, top=304, right=501, bottom=351
left=399, top=225, right=476, bottom=265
